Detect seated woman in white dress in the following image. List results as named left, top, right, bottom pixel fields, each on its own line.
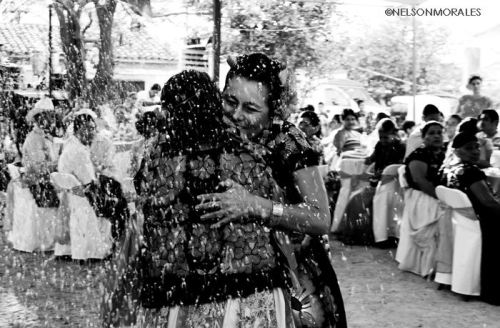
left=55, top=109, right=112, bottom=260
left=6, top=98, right=59, bottom=252
left=396, top=121, right=445, bottom=277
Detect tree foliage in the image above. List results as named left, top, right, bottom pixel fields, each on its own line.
left=53, top=0, right=120, bottom=105
left=125, top=0, right=151, bottom=16
left=185, top=0, right=334, bottom=72
left=340, top=18, right=460, bottom=97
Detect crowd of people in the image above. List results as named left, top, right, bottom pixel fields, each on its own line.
left=292, top=74, right=500, bottom=307
left=1, top=55, right=499, bottom=327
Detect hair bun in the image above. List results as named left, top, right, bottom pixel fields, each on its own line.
left=227, top=55, right=238, bottom=69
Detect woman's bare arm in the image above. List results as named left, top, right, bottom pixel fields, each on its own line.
left=470, top=180, right=500, bottom=212
left=197, top=166, right=330, bottom=235
left=408, top=160, right=437, bottom=198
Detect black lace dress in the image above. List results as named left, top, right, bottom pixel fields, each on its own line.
left=440, top=162, right=500, bottom=305
left=260, top=121, right=348, bottom=328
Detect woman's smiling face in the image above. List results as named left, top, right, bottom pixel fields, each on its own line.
left=222, top=76, right=272, bottom=139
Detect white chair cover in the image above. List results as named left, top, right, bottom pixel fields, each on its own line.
left=435, top=186, right=481, bottom=296
left=490, top=150, right=500, bottom=168
left=7, top=164, right=20, bottom=180
left=395, top=185, right=442, bottom=277
left=6, top=178, right=58, bottom=253
left=397, top=165, right=408, bottom=188
left=372, top=164, right=404, bottom=242
left=318, top=165, right=329, bottom=180
left=50, top=172, right=112, bottom=260
left=330, top=158, right=370, bottom=232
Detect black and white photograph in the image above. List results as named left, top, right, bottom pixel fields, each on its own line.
left=0, top=0, right=499, bottom=327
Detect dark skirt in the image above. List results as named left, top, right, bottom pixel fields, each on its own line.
left=293, top=236, right=348, bottom=328
left=479, top=215, right=500, bottom=305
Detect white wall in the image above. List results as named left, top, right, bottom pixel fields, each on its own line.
left=114, top=61, right=179, bottom=90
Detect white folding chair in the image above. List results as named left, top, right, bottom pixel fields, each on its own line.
left=331, top=158, right=370, bottom=232
left=395, top=164, right=442, bottom=276
left=435, top=186, right=481, bottom=296
left=381, top=164, right=401, bottom=177
left=318, top=165, right=329, bottom=180
left=372, top=164, right=403, bottom=242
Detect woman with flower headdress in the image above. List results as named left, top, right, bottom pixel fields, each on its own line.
left=197, top=53, right=347, bottom=327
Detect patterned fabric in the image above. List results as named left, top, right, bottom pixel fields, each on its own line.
left=135, top=137, right=288, bottom=309
left=131, top=288, right=294, bottom=328
left=84, top=175, right=129, bottom=242
left=306, top=135, right=324, bottom=164
left=260, top=122, right=347, bottom=328
left=262, top=122, right=321, bottom=203
left=456, top=95, right=493, bottom=119
left=405, top=146, right=445, bottom=191
left=439, top=162, right=500, bottom=305
left=439, top=162, right=486, bottom=194
left=290, top=237, right=346, bottom=327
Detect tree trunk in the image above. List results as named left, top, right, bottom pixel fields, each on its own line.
left=89, top=0, right=116, bottom=106
left=53, top=4, right=87, bottom=100
left=125, top=0, right=152, bottom=16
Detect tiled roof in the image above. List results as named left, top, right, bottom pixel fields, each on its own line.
left=0, top=22, right=176, bottom=63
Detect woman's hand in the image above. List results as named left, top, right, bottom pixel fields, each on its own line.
left=196, top=179, right=271, bottom=228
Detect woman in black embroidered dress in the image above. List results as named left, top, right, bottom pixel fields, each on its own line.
left=440, top=132, right=500, bottom=305
left=197, top=53, right=347, bottom=328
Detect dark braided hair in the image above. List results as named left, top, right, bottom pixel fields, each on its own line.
left=300, top=110, right=322, bottom=137
left=160, top=70, right=227, bottom=154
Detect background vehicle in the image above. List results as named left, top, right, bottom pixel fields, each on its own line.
left=390, top=94, right=458, bottom=124
left=301, top=78, right=388, bottom=118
